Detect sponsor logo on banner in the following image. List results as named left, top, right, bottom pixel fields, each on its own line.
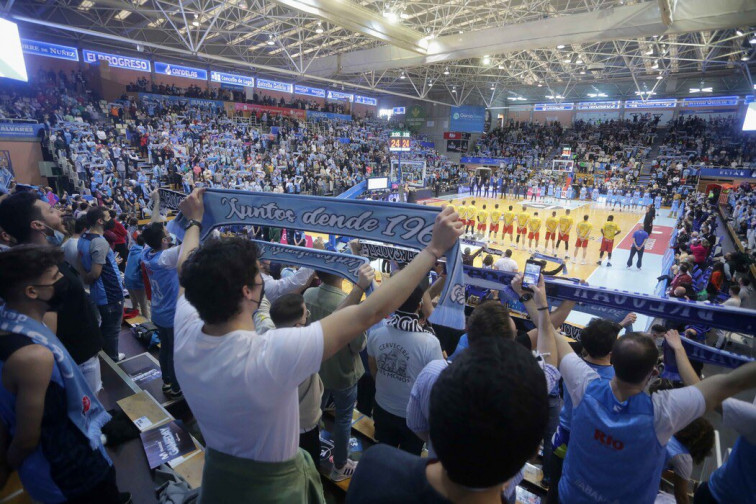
left=450, top=105, right=485, bottom=133
left=233, top=102, right=306, bottom=120
left=0, top=123, right=45, bottom=139
left=306, top=110, right=352, bottom=122
left=294, top=85, right=325, bottom=98
left=21, top=39, right=79, bottom=61
left=82, top=50, right=150, bottom=72
left=624, top=99, right=677, bottom=109
left=154, top=62, right=207, bottom=80
left=392, top=107, right=406, bottom=115
left=681, top=96, right=739, bottom=108
left=698, top=168, right=756, bottom=179
left=355, top=95, right=377, bottom=106
left=257, top=78, right=293, bottom=93
left=210, top=71, right=253, bottom=88
left=576, top=101, right=621, bottom=111
left=327, top=90, right=354, bottom=102
left=534, top=103, right=575, bottom=111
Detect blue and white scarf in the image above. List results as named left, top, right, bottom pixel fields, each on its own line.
left=160, top=188, right=466, bottom=329
left=253, top=239, right=373, bottom=294
left=0, top=305, right=111, bottom=448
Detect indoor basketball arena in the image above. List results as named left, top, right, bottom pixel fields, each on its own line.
left=0, top=0, right=755, bottom=503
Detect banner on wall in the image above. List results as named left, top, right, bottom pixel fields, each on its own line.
left=137, top=93, right=223, bottom=110
left=210, top=71, right=253, bottom=88
left=257, top=78, right=293, bottom=94
left=355, top=95, right=377, bottom=106
left=327, top=90, right=354, bottom=102
left=446, top=139, right=469, bottom=152
left=154, top=62, right=207, bottom=81
left=460, top=156, right=509, bottom=165
left=0, top=122, right=45, bottom=139
left=681, top=96, right=739, bottom=108
left=534, top=103, right=575, bottom=111
left=624, top=98, right=677, bottom=109
left=82, top=50, right=150, bottom=72
left=306, top=110, right=352, bottom=122
left=576, top=101, right=621, bottom=110
left=294, top=85, right=325, bottom=98
left=21, top=39, right=79, bottom=62
left=450, top=105, right=485, bottom=133
left=233, top=102, right=307, bottom=120
left=698, top=168, right=756, bottom=179
left=405, top=105, right=426, bottom=130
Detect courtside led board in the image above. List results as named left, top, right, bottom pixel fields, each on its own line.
left=389, top=131, right=411, bottom=152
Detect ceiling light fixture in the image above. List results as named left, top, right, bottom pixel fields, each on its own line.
left=742, top=53, right=751, bottom=61
left=444, top=67, right=450, bottom=75
left=563, top=58, right=571, bottom=63
left=656, top=75, right=663, bottom=80
left=400, top=72, right=405, bottom=79
left=458, top=30, right=463, bottom=34
left=482, top=55, right=491, bottom=65
left=537, top=83, right=543, bottom=87
left=645, top=48, right=654, bottom=55
left=315, top=22, right=323, bottom=34
left=556, top=44, right=565, bottom=49
left=736, top=29, right=745, bottom=36
left=267, top=35, right=275, bottom=45
left=383, top=10, right=398, bottom=23
left=579, top=70, right=586, bottom=75
left=575, top=59, right=583, bottom=64
left=192, top=20, right=199, bottom=26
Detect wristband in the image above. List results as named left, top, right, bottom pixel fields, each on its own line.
left=537, top=306, right=549, bottom=311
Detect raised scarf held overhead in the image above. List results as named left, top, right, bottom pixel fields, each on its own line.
left=160, top=188, right=466, bottom=329
left=0, top=305, right=111, bottom=449
left=253, top=240, right=374, bottom=295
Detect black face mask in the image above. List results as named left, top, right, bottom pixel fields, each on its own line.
left=103, top=219, right=116, bottom=231
left=39, top=275, right=69, bottom=312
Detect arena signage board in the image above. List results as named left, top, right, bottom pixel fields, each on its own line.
left=450, top=105, right=485, bottom=133
left=746, top=95, right=755, bottom=104
left=624, top=98, right=677, bottom=109
left=355, top=95, right=377, bottom=106
left=306, top=110, right=352, bottom=121
left=210, top=71, right=253, bottom=88
left=681, top=96, right=739, bottom=108
left=392, top=107, right=406, bottom=115
left=294, top=85, right=325, bottom=98
left=21, top=39, right=78, bottom=62
left=698, top=168, right=756, bottom=178
left=327, top=90, right=354, bottom=102
left=256, top=78, right=292, bottom=93
left=0, top=122, right=45, bottom=139
left=533, top=103, right=575, bottom=111
left=82, top=50, right=150, bottom=72
left=154, top=62, right=207, bottom=81
left=576, top=101, right=621, bottom=110
left=460, top=157, right=509, bottom=165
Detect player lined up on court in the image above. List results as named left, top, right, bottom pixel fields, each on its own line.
left=572, top=215, right=592, bottom=264
left=597, top=215, right=621, bottom=267
left=477, top=205, right=489, bottom=239
left=527, top=211, right=542, bottom=253
left=502, top=205, right=516, bottom=246
left=544, top=211, right=559, bottom=256
left=488, top=204, right=502, bottom=243
left=555, top=209, right=573, bottom=259
left=514, top=206, right=529, bottom=250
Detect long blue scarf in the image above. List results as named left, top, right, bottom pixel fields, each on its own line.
left=253, top=239, right=373, bottom=295
left=0, top=305, right=111, bottom=448
left=160, top=188, right=465, bottom=329
left=463, top=266, right=755, bottom=339
left=662, top=336, right=754, bottom=379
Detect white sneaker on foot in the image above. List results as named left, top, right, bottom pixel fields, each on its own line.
left=581, top=259, right=586, bottom=265
left=331, top=459, right=358, bottom=482
left=117, top=352, right=126, bottom=361
left=571, top=258, right=577, bottom=264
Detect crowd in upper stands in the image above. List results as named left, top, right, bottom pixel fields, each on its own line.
left=0, top=63, right=755, bottom=504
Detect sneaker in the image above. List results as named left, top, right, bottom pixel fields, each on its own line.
left=627, top=265, right=632, bottom=269
left=165, top=388, right=183, bottom=400
left=571, top=257, right=576, bottom=264
left=117, top=352, right=126, bottom=361
left=607, top=262, right=612, bottom=267
left=581, top=259, right=587, bottom=265
left=162, top=383, right=173, bottom=393
left=637, top=266, right=642, bottom=270
left=118, top=493, right=133, bottom=504
left=331, top=459, right=358, bottom=482
left=596, top=260, right=602, bottom=266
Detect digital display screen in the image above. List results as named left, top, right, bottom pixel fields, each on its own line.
left=367, top=177, right=389, bottom=191
left=523, top=262, right=541, bottom=287
left=0, top=19, right=28, bottom=82
left=743, top=103, right=756, bottom=132
left=389, top=131, right=411, bottom=152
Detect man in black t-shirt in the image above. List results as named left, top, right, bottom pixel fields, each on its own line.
left=0, top=192, right=104, bottom=393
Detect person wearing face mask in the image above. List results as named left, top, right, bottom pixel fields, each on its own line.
left=0, top=245, right=132, bottom=504
left=0, top=192, right=104, bottom=393
left=78, top=206, right=126, bottom=362
left=140, top=191, right=183, bottom=399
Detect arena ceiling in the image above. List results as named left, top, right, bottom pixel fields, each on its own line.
left=8, top=0, right=756, bottom=107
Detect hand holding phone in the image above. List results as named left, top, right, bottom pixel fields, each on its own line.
left=522, top=259, right=543, bottom=291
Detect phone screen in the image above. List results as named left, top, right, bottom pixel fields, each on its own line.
left=523, top=261, right=542, bottom=287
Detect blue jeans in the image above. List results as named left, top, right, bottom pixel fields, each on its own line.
left=98, top=301, right=124, bottom=361
left=320, top=384, right=357, bottom=467
left=156, top=324, right=178, bottom=392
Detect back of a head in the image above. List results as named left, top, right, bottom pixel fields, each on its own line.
left=179, top=237, right=260, bottom=325
left=270, top=293, right=305, bottom=327
left=141, top=222, right=165, bottom=250
left=316, top=270, right=341, bottom=286
left=0, top=191, right=41, bottom=243
left=674, top=417, right=715, bottom=465
left=396, top=286, right=424, bottom=315
left=505, top=249, right=512, bottom=258
left=581, top=318, right=622, bottom=358
left=430, top=339, right=548, bottom=488
left=611, top=332, right=658, bottom=384
left=467, top=301, right=513, bottom=345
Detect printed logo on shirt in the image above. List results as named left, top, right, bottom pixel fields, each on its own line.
left=377, top=343, right=410, bottom=383
left=594, top=429, right=624, bottom=450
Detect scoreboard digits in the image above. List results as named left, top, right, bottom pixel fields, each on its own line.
left=389, top=131, right=411, bottom=152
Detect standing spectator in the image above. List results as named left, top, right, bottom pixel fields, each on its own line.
left=644, top=204, right=655, bottom=234
left=367, top=287, right=444, bottom=455
left=124, top=234, right=150, bottom=320
left=77, top=206, right=126, bottom=362
left=305, top=268, right=374, bottom=480
left=626, top=227, right=649, bottom=270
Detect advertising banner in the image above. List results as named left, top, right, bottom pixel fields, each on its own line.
left=534, top=103, right=575, bottom=111
left=681, top=96, right=739, bottom=108
left=82, top=50, right=150, bottom=72
left=233, top=102, right=306, bottom=120
left=210, top=71, right=253, bottom=88
left=21, top=39, right=78, bottom=61
left=354, top=95, right=377, bottom=106
left=306, top=110, right=352, bottom=122
left=327, top=90, right=354, bottom=102
left=450, top=105, right=485, bottom=133
left=154, top=62, right=207, bottom=81
left=575, top=101, right=621, bottom=110
left=624, top=98, right=677, bottom=109
left=294, top=85, right=325, bottom=98
left=0, top=122, right=45, bottom=139
left=257, top=78, right=293, bottom=94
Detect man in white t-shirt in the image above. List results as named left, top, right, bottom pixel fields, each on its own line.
left=171, top=189, right=463, bottom=502
left=549, top=314, right=756, bottom=503
left=493, top=249, right=518, bottom=272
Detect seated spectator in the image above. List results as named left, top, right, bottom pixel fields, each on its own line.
left=493, top=249, right=519, bottom=272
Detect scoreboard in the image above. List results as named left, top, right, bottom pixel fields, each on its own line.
left=389, top=131, right=411, bottom=152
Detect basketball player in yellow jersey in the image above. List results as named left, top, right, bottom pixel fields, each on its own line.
left=464, top=200, right=477, bottom=236
left=597, top=215, right=621, bottom=267
left=514, top=206, right=529, bottom=250
left=476, top=205, right=490, bottom=239
left=544, top=211, right=559, bottom=255
left=573, top=214, right=592, bottom=264
left=555, top=208, right=574, bottom=259
left=489, top=204, right=502, bottom=243
left=527, top=211, right=542, bottom=253
left=502, top=205, right=516, bottom=246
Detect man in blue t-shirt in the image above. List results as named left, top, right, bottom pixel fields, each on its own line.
left=626, top=227, right=649, bottom=270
